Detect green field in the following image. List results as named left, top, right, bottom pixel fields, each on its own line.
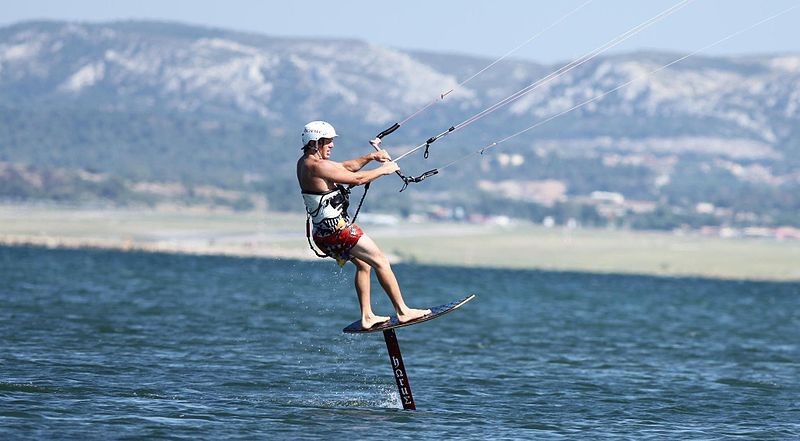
left=2, top=204, right=799, bottom=281
left=377, top=225, right=800, bottom=281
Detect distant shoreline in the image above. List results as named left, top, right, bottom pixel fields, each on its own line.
left=2, top=204, right=799, bottom=282
left=0, top=233, right=314, bottom=261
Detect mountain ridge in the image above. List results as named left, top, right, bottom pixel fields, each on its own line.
left=1, top=20, right=798, bottom=227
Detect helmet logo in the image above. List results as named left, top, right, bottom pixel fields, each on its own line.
left=302, top=121, right=338, bottom=147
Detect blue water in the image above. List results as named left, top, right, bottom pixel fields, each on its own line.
left=2, top=245, right=799, bottom=439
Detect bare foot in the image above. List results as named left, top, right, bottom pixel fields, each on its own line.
left=397, top=308, right=431, bottom=324
left=361, top=314, right=390, bottom=329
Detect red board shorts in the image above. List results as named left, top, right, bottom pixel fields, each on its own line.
left=313, top=223, right=364, bottom=266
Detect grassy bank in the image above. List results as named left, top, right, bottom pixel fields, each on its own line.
left=377, top=225, right=800, bottom=281
left=2, top=204, right=799, bottom=281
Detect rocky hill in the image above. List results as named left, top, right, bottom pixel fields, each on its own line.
left=1, top=20, right=798, bottom=227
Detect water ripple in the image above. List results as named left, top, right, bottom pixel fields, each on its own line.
left=2, top=246, right=799, bottom=439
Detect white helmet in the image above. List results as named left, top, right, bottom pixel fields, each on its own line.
left=301, top=121, right=338, bottom=148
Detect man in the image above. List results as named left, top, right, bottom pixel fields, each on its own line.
left=297, top=121, right=430, bottom=329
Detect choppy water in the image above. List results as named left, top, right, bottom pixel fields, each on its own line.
left=1, top=245, right=799, bottom=439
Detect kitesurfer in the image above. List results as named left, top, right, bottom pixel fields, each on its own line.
left=297, top=121, right=430, bottom=329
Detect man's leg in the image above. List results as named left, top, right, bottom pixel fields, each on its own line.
left=352, top=257, right=389, bottom=329
left=349, top=233, right=430, bottom=323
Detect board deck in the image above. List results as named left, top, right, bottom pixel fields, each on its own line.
left=343, top=294, right=476, bottom=334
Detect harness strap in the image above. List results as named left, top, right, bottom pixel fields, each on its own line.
left=305, top=182, right=370, bottom=259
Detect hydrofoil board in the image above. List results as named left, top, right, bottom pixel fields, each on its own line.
left=343, top=294, right=476, bottom=334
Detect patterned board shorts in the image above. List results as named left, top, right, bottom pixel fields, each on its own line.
left=313, top=223, right=364, bottom=266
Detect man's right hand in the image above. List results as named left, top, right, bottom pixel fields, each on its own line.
left=371, top=149, right=392, bottom=162
left=380, top=161, right=400, bottom=175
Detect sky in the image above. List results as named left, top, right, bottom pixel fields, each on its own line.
left=1, top=0, right=799, bottom=63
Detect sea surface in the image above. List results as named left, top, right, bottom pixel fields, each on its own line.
left=1, top=245, right=799, bottom=440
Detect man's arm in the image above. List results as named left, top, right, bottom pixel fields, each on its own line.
left=314, top=159, right=399, bottom=187
left=341, top=152, right=377, bottom=172
left=342, top=149, right=394, bottom=172
left=342, top=140, right=392, bottom=171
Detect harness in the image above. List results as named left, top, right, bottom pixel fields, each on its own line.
left=303, top=183, right=369, bottom=259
